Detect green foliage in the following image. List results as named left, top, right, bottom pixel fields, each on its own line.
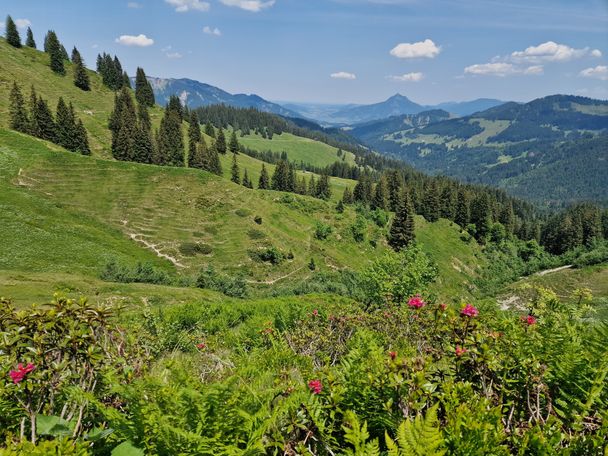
left=100, top=258, right=172, bottom=285
left=386, top=405, right=445, bottom=456
left=314, top=221, right=333, bottom=240
left=195, top=266, right=248, bottom=298
left=249, top=246, right=286, bottom=265
left=5, top=16, right=21, bottom=48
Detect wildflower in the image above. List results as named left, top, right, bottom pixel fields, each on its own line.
left=408, top=295, right=426, bottom=309
left=455, top=346, right=467, bottom=357
left=389, top=351, right=397, bottom=360
left=521, top=315, right=537, bottom=326
left=461, top=303, right=479, bottom=317
left=196, top=342, right=206, bottom=350
left=9, top=363, right=35, bottom=384
left=440, top=303, right=448, bottom=311
left=308, top=379, right=322, bottom=394
left=312, top=309, right=319, bottom=317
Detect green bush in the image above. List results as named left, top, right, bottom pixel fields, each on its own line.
left=314, top=221, right=333, bottom=240
left=99, top=259, right=172, bottom=285
left=248, top=246, right=285, bottom=265
left=179, top=242, right=212, bottom=256
left=195, top=266, right=248, bottom=298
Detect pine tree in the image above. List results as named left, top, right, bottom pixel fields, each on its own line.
left=207, top=143, right=222, bottom=175
left=229, top=131, right=239, bottom=154
left=205, top=123, right=215, bottom=138
left=60, top=44, right=69, bottom=61
left=5, top=16, right=21, bottom=48
left=295, top=176, right=307, bottom=195
left=315, top=174, right=332, bottom=200
left=135, top=67, right=155, bottom=107
left=388, top=192, right=415, bottom=251
left=110, top=88, right=137, bottom=161
left=33, top=97, right=56, bottom=142
left=74, top=118, right=90, bottom=155
left=112, top=56, right=123, bottom=90
left=308, top=174, right=316, bottom=196
left=271, top=160, right=291, bottom=191
left=439, top=186, right=456, bottom=220
left=189, top=137, right=206, bottom=170
left=215, top=129, right=227, bottom=154
left=342, top=187, right=354, bottom=204
left=499, top=202, right=515, bottom=234
left=25, top=26, right=36, bottom=48
left=287, top=163, right=296, bottom=192
left=470, top=193, right=492, bottom=241
left=258, top=164, right=270, bottom=189
left=188, top=111, right=201, bottom=166
left=230, top=154, right=240, bottom=184
left=138, top=103, right=151, bottom=132
left=71, top=47, right=90, bottom=91
left=122, top=72, right=131, bottom=89
left=372, top=177, right=389, bottom=210
left=132, top=125, right=153, bottom=163
left=55, top=97, right=74, bottom=150
left=28, top=86, right=39, bottom=136
left=455, top=189, right=470, bottom=228
left=45, top=31, right=65, bottom=75
left=8, top=82, right=29, bottom=133
left=157, top=110, right=184, bottom=166
left=387, top=170, right=403, bottom=212
left=242, top=169, right=253, bottom=188
left=166, top=95, right=183, bottom=120
left=422, top=182, right=440, bottom=222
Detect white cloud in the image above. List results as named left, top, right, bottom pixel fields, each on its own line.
left=579, top=65, right=608, bottom=81
left=330, top=71, right=356, bottom=80
left=166, top=52, right=183, bottom=59
left=390, top=39, right=440, bottom=59
left=165, top=0, right=210, bottom=12
left=127, top=2, right=142, bottom=8
left=115, top=34, right=154, bottom=47
left=14, top=19, right=31, bottom=29
left=203, top=26, right=222, bottom=36
left=511, top=41, right=602, bottom=63
left=389, top=72, right=424, bottom=82
left=464, top=62, right=543, bottom=77
left=219, top=0, right=276, bottom=12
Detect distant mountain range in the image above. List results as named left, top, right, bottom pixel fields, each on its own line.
left=351, top=94, right=608, bottom=206
left=141, top=77, right=301, bottom=118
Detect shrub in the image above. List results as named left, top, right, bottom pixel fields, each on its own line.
left=314, top=222, right=333, bottom=240
left=254, top=215, right=263, bottom=225
left=235, top=208, right=251, bottom=217
left=179, top=242, right=212, bottom=256
left=247, top=228, right=266, bottom=240
left=350, top=216, right=367, bottom=243
left=249, top=246, right=285, bottom=265
left=195, top=266, right=248, bottom=298
left=99, top=259, right=171, bottom=285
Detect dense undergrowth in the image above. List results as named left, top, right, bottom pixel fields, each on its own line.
left=1, top=248, right=607, bottom=455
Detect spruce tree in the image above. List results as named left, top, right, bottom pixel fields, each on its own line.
left=308, top=174, right=316, bottom=196
left=215, top=129, right=227, bottom=154
left=156, top=110, right=184, bottom=166
left=372, top=177, right=389, bottom=210
left=189, top=137, right=206, bottom=170
left=315, top=174, right=331, bottom=200
left=342, top=187, right=354, bottom=204
left=205, top=123, right=215, bottom=138
left=112, top=56, right=123, bottom=90
left=5, top=16, right=21, bottom=48
left=422, top=182, right=440, bottom=222
left=60, top=44, right=69, bottom=61
left=242, top=169, right=253, bottom=188
left=33, top=97, right=56, bottom=142
left=230, top=154, right=240, bottom=184
left=45, top=31, right=65, bottom=75
left=229, top=131, right=239, bottom=154
left=123, top=72, right=131, bottom=89
left=55, top=97, right=74, bottom=150
left=455, top=189, right=470, bottom=228
left=110, top=88, right=137, bottom=161
left=132, top=125, right=153, bottom=163
left=25, top=27, right=36, bottom=48
left=8, top=82, right=29, bottom=134
left=258, top=164, right=270, bottom=189
left=207, top=143, right=222, bottom=175
left=72, top=47, right=90, bottom=91
left=28, top=86, right=39, bottom=136
left=287, top=163, right=296, bottom=192
left=166, top=95, right=183, bottom=120
left=188, top=111, right=201, bottom=166
left=439, top=186, right=456, bottom=220
left=138, top=103, right=151, bottom=132
left=470, top=193, right=492, bottom=242
left=387, top=170, right=403, bottom=211
left=388, top=192, right=415, bottom=251
left=135, top=67, right=155, bottom=107
left=499, top=202, right=515, bottom=234
left=74, top=118, right=90, bottom=155
left=271, top=160, right=290, bottom=191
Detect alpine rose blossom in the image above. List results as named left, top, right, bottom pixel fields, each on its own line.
left=196, top=342, right=207, bottom=350
left=308, top=379, right=322, bottom=394
left=522, top=315, right=537, bottom=326
left=440, top=303, right=448, bottom=311
left=407, top=295, right=426, bottom=309
left=9, top=363, right=35, bottom=384
left=461, top=303, right=479, bottom=317
left=389, top=351, right=397, bottom=360
left=455, top=346, right=467, bottom=357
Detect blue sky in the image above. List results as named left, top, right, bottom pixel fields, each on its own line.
left=2, top=0, right=607, bottom=104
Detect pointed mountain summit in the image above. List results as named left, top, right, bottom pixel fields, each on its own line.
left=331, top=93, right=425, bottom=124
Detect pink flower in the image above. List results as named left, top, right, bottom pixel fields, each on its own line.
left=521, top=315, right=537, bottom=326
left=407, top=295, right=426, bottom=309
left=308, top=379, right=322, bottom=394
left=9, top=363, right=35, bottom=384
left=312, top=309, right=319, bottom=317
left=389, top=351, right=397, bottom=360
left=440, top=303, right=448, bottom=311
left=461, top=304, right=479, bottom=318
left=455, top=346, right=467, bottom=357
left=196, top=342, right=206, bottom=350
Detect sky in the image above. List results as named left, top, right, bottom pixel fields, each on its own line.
left=1, top=0, right=607, bottom=105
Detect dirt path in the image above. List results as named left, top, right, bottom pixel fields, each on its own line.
left=247, top=267, right=305, bottom=285
left=128, top=233, right=185, bottom=268
left=536, top=265, right=573, bottom=276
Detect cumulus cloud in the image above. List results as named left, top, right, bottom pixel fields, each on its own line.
left=330, top=71, right=356, bottom=80
left=389, top=72, right=424, bottom=82
left=579, top=65, right=608, bottom=81
left=390, top=39, right=440, bottom=59
left=14, top=19, right=31, bottom=29
left=219, top=0, right=275, bottom=12
left=203, top=26, right=222, bottom=36
left=127, top=2, right=142, bottom=8
left=464, top=62, right=543, bottom=77
left=511, top=41, right=602, bottom=63
left=115, top=34, right=154, bottom=47
left=165, top=0, right=210, bottom=12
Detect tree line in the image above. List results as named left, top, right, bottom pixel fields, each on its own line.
left=9, top=82, right=90, bottom=155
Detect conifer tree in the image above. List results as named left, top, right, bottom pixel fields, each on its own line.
left=242, top=169, right=253, bottom=189
left=229, top=130, right=239, bottom=154
left=422, top=182, right=440, bottom=222
left=132, top=125, right=153, bottom=163
left=215, top=128, right=227, bottom=154
left=74, top=116, right=90, bottom=155
left=122, top=72, right=131, bottom=89
left=287, top=163, right=296, bottom=192
left=5, top=16, right=21, bottom=48
left=230, top=153, right=240, bottom=184
left=25, top=26, right=35, bottom=48
left=439, top=186, right=456, bottom=220
left=60, top=44, right=69, bottom=61
left=28, top=86, right=39, bottom=136
left=71, top=47, right=90, bottom=91
left=166, top=95, right=183, bottom=120
left=296, top=176, right=307, bottom=195
left=135, top=67, right=155, bottom=107
left=55, top=97, right=75, bottom=150
left=387, top=170, right=403, bottom=212
left=271, top=160, right=290, bottom=191
left=112, top=56, right=123, bottom=89
left=189, top=137, right=206, bottom=170
left=372, top=177, right=389, bottom=210
left=470, top=193, right=492, bottom=241
left=205, top=123, right=215, bottom=138
left=45, top=30, right=65, bottom=75
left=308, top=174, right=316, bottom=196
left=388, top=192, right=415, bottom=251
left=258, top=164, right=270, bottom=189
left=138, top=103, right=151, bottom=132
left=109, top=88, right=137, bottom=161
left=33, top=97, right=56, bottom=142
left=188, top=111, right=201, bottom=166
left=315, top=174, right=331, bottom=200
left=455, top=189, right=470, bottom=228
left=499, top=202, right=515, bottom=234
left=207, top=143, right=222, bottom=175
left=8, top=82, right=29, bottom=134
left=353, top=173, right=373, bottom=204
left=342, top=187, right=354, bottom=204
left=156, top=110, right=184, bottom=166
